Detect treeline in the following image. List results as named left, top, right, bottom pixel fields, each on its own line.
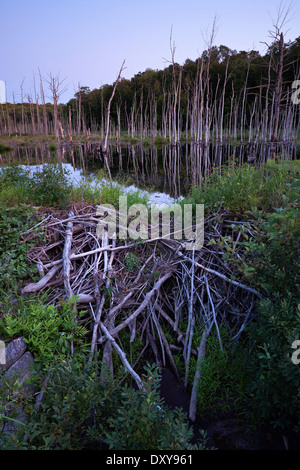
left=1, top=36, right=300, bottom=144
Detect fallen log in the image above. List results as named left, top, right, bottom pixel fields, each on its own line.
left=21, top=265, right=60, bottom=294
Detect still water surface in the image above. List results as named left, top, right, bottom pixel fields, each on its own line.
left=1, top=140, right=297, bottom=204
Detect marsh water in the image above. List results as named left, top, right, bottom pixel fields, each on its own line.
left=1, top=140, right=298, bottom=204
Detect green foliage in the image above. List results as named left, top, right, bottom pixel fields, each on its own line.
left=248, top=205, right=299, bottom=295
left=0, top=204, right=38, bottom=291
left=48, top=143, right=57, bottom=152
left=0, top=163, right=72, bottom=208
left=194, top=333, right=249, bottom=417
left=104, top=363, right=210, bottom=450
left=174, top=326, right=249, bottom=418
left=73, top=177, right=149, bottom=209
left=0, top=143, right=12, bottom=153
left=181, top=160, right=299, bottom=216
left=219, top=203, right=299, bottom=296
left=0, top=358, right=117, bottom=450
left=125, top=252, right=141, bottom=273
left=154, top=135, right=169, bottom=145
left=217, top=176, right=300, bottom=434
left=0, top=296, right=88, bottom=368
left=247, top=296, right=300, bottom=432
left=0, top=161, right=150, bottom=209
left=0, top=361, right=210, bottom=450
left=28, top=164, right=72, bottom=208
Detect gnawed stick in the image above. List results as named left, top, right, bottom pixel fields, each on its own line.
left=104, top=291, right=134, bottom=326
left=63, top=210, right=74, bottom=299
left=189, top=325, right=212, bottom=422
left=21, top=265, right=60, bottom=294
left=41, top=237, right=175, bottom=270
left=89, top=235, right=116, bottom=365
left=99, top=271, right=173, bottom=342
left=162, top=240, right=263, bottom=299
left=100, top=322, right=143, bottom=390
left=152, top=310, right=180, bottom=380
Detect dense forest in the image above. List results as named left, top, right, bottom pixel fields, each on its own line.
left=1, top=36, right=300, bottom=146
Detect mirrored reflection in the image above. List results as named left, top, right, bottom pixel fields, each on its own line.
left=1, top=140, right=297, bottom=203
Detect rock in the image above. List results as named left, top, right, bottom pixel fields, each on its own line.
left=0, top=341, right=36, bottom=439
left=5, top=351, right=35, bottom=396
left=0, top=336, right=27, bottom=370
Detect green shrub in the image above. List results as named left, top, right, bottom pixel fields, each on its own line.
left=0, top=204, right=37, bottom=291
left=227, top=202, right=300, bottom=296
left=0, top=361, right=210, bottom=450
left=0, top=358, right=117, bottom=450
left=28, top=164, right=72, bottom=208
left=247, top=295, right=300, bottom=432
left=0, top=296, right=88, bottom=368
left=154, top=135, right=168, bottom=145
left=48, top=143, right=57, bottom=152
left=0, top=163, right=73, bottom=208
left=0, top=143, right=12, bottom=153
left=104, top=363, right=210, bottom=450
left=181, top=160, right=299, bottom=216
left=173, top=326, right=249, bottom=419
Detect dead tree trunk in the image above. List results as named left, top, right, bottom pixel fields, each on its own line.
left=103, top=59, right=126, bottom=153
left=271, top=32, right=284, bottom=145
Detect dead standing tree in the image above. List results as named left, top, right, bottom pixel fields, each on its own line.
left=163, top=29, right=183, bottom=144
left=39, top=68, right=48, bottom=136
left=261, top=2, right=295, bottom=153
left=101, top=59, right=126, bottom=181
left=47, top=72, right=67, bottom=140
left=103, top=59, right=126, bottom=151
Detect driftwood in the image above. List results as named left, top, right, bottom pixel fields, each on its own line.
left=21, top=203, right=262, bottom=422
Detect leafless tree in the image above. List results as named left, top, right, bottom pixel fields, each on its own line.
left=47, top=72, right=67, bottom=139
left=103, top=59, right=126, bottom=152
left=38, top=68, right=48, bottom=136
left=261, top=2, right=295, bottom=149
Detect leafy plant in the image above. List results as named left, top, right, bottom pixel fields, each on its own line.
left=181, top=160, right=299, bottom=217
left=0, top=163, right=73, bottom=208
left=125, top=252, right=141, bottom=273
left=0, top=204, right=38, bottom=291
left=0, top=358, right=118, bottom=450
left=28, top=164, right=72, bottom=208
left=104, top=363, right=210, bottom=450
left=173, top=325, right=249, bottom=419
left=0, top=296, right=88, bottom=367
left=247, top=295, right=300, bottom=432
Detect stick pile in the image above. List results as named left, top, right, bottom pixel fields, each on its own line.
left=21, top=203, right=262, bottom=421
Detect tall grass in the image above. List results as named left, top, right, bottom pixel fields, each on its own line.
left=181, top=158, right=300, bottom=215
left=0, top=163, right=149, bottom=209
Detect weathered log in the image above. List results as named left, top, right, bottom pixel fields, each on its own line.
left=63, top=210, right=74, bottom=299
left=189, top=326, right=211, bottom=422
left=21, top=265, right=60, bottom=294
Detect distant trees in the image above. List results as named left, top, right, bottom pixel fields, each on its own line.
left=1, top=36, right=299, bottom=143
